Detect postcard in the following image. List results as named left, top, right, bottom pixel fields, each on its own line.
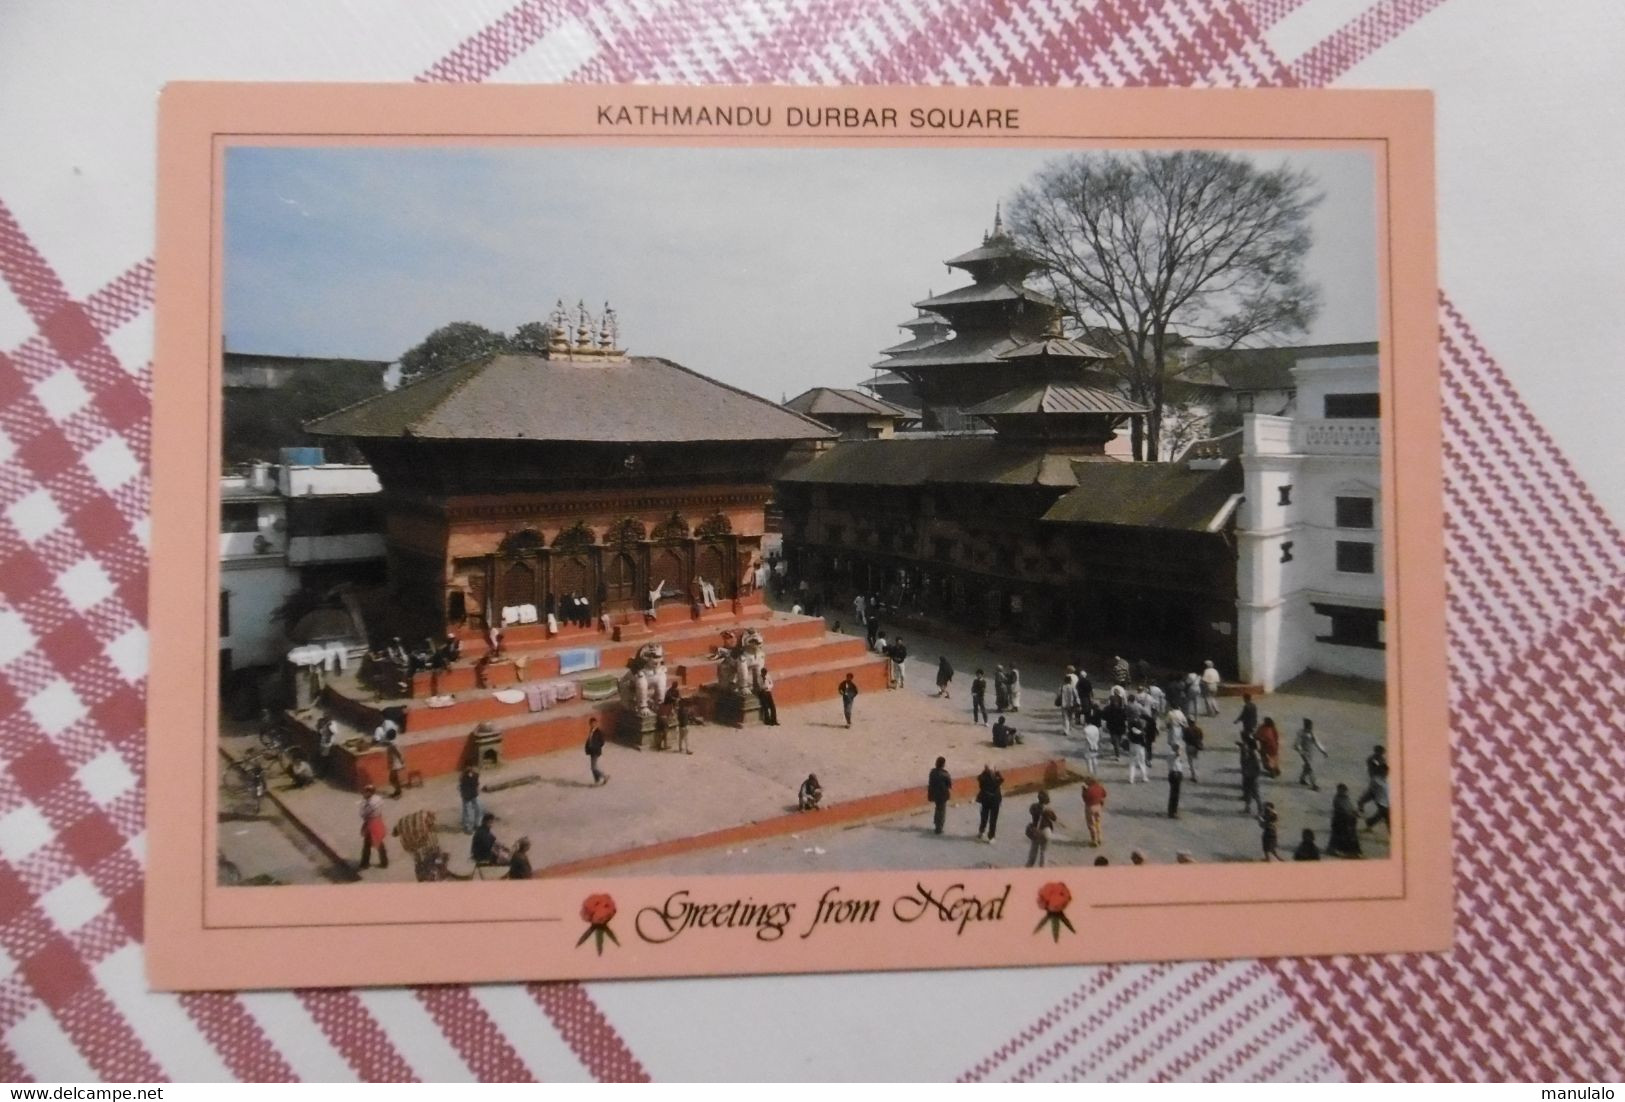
left=147, top=83, right=1447, bottom=989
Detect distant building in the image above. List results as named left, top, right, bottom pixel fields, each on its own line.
left=782, top=387, right=914, bottom=440
left=219, top=450, right=385, bottom=676
left=1235, top=346, right=1384, bottom=690
left=223, top=350, right=391, bottom=391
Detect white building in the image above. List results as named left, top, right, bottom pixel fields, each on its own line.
left=1235, top=347, right=1385, bottom=691
left=219, top=453, right=384, bottom=675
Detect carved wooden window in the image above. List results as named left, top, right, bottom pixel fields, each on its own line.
left=500, top=560, right=536, bottom=608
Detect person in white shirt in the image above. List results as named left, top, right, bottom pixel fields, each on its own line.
left=1199, top=660, right=1221, bottom=716
left=1081, top=721, right=1102, bottom=775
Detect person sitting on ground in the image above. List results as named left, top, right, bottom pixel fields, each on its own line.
left=1293, top=828, right=1323, bottom=861
left=1175, top=851, right=1196, bottom=864
left=798, top=774, right=823, bottom=811
left=1130, top=849, right=1146, bottom=866
left=506, top=836, right=534, bottom=880
left=991, top=715, right=1022, bottom=748
left=471, top=813, right=510, bottom=867
left=286, top=753, right=316, bottom=788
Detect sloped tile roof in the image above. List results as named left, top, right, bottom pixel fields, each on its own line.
left=306, top=354, right=834, bottom=444
left=778, top=435, right=1100, bottom=489
left=964, top=381, right=1149, bottom=417
left=783, top=387, right=912, bottom=419
left=1041, top=460, right=1242, bottom=531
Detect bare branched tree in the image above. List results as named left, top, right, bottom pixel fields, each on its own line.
left=1008, top=151, right=1322, bottom=460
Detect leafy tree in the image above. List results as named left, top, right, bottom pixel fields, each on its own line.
left=1008, top=151, right=1321, bottom=460
left=223, top=358, right=387, bottom=464
left=508, top=320, right=554, bottom=355
left=398, top=321, right=508, bottom=384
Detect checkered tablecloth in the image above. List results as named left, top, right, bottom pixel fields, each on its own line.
left=1, top=0, right=1621, bottom=1082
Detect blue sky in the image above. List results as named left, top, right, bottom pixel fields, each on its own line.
left=224, top=144, right=1378, bottom=398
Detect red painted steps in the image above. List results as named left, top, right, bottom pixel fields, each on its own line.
left=411, top=608, right=819, bottom=698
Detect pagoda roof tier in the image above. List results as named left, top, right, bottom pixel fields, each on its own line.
left=913, top=281, right=1057, bottom=311
left=878, top=331, right=954, bottom=355
left=895, top=310, right=951, bottom=330
left=307, top=353, right=834, bottom=444
left=996, top=335, right=1114, bottom=364
left=872, top=329, right=1040, bottom=371
left=778, top=435, right=1102, bottom=489
left=942, top=238, right=1043, bottom=275
left=784, top=387, right=913, bottom=419
left=964, top=381, right=1149, bottom=417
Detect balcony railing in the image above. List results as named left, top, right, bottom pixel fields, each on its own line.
left=1293, top=419, right=1381, bottom=454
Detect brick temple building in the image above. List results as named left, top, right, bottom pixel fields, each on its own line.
left=307, top=305, right=835, bottom=639
left=293, top=304, right=888, bottom=786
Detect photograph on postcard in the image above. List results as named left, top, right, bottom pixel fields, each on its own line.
left=211, top=138, right=1396, bottom=892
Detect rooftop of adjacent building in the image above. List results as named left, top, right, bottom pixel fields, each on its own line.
left=782, top=386, right=914, bottom=421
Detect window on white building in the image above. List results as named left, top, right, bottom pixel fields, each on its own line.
left=222, top=503, right=259, bottom=533
left=1335, top=496, right=1375, bottom=529
left=1312, top=602, right=1384, bottom=649
left=1280, top=541, right=1294, bottom=563
left=1278, top=484, right=1293, bottom=506
left=1335, top=540, right=1376, bottom=574
left=220, top=590, right=231, bottom=638
left=1324, top=393, right=1380, bottom=418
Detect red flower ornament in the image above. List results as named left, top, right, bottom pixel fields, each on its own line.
left=577, top=893, right=620, bottom=955
left=1034, top=881, right=1076, bottom=942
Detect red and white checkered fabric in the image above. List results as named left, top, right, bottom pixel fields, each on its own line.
left=1, top=0, right=1620, bottom=1082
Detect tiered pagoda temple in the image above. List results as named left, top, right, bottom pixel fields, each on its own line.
left=870, top=209, right=1120, bottom=432
left=780, top=219, right=1245, bottom=672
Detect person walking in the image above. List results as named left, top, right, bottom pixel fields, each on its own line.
left=458, top=766, right=484, bottom=834
left=1200, top=660, right=1221, bottom=716
left=1360, top=771, right=1390, bottom=833
left=993, top=665, right=1010, bottom=713
left=1167, top=751, right=1187, bottom=819
left=1328, top=783, right=1364, bottom=857
left=585, top=717, right=607, bottom=785
left=1059, top=673, right=1081, bottom=736
left=975, top=765, right=1003, bottom=843
left=1112, top=655, right=1130, bottom=687
left=866, top=614, right=881, bottom=652
left=1103, top=694, right=1128, bottom=760
left=1182, top=719, right=1204, bottom=782
left=1026, top=790, right=1058, bottom=867
left=927, top=757, right=953, bottom=835
left=887, top=637, right=908, bottom=688
left=1358, top=744, right=1390, bottom=828
left=971, top=669, right=989, bottom=725
left=675, top=693, right=694, bottom=755
left=757, top=667, right=780, bottom=726
left=1256, top=716, right=1282, bottom=777
left=1295, top=719, right=1329, bottom=791
left=838, top=672, right=859, bottom=728
left=1234, top=693, right=1258, bottom=739
left=1081, top=775, right=1107, bottom=848
left=1258, top=801, right=1284, bottom=861
left=1127, top=718, right=1152, bottom=783
left=1080, top=718, right=1102, bottom=776
left=1008, top=666, right=1022, bottom=712
left=934, top=656, right=955, bottom=699
left=358, top=785, right=389, bottom=871
left=383, top=730, right=407, bottom=799
left=1239, top=733, right=1264, bottom=815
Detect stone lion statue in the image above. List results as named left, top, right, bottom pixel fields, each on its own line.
left=717, top=628, right=767, bottom=695
left=618, top=642, right=667, bottom=715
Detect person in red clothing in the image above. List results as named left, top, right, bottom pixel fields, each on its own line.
left=1081, top=775, right=1108, bottom=848
left=1256, top=716, right=1282, bottom=777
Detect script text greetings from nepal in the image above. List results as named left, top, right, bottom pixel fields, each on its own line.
left=595, top=105, right=1021, bottom=131
left=634, top=884, right=1013, bottom=944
